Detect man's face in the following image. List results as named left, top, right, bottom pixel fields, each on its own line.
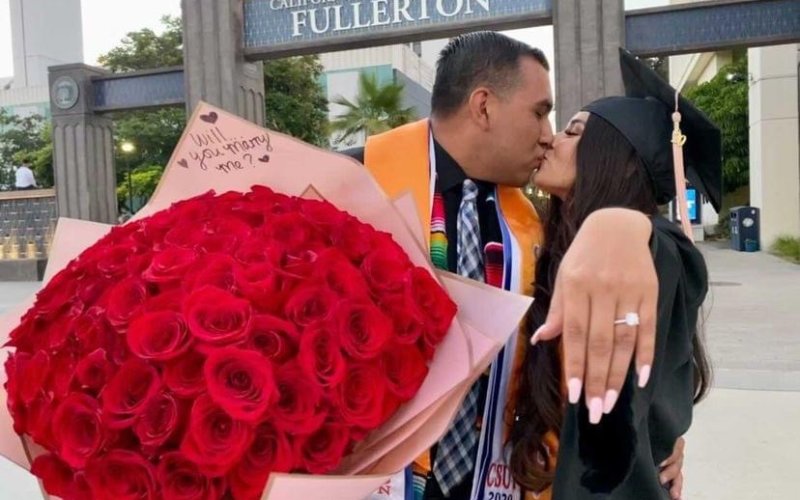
left=485, top=57, right=554, bottom=187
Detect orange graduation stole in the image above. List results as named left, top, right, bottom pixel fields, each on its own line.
left=364, top=120, right=544, bottom=499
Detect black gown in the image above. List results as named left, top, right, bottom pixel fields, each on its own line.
left=552, top=216, right=709, bottom=500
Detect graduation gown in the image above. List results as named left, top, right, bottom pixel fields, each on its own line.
left=552, top=216, right=708, bottom=500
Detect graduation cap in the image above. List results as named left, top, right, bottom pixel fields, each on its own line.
left=583, top=48, right=722, bottom=214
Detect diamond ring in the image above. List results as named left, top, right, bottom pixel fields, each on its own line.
left=614, top=312, right=640, bottom=327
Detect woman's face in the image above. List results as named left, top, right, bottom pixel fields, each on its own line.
left=531, top=111, right=589, bottom=200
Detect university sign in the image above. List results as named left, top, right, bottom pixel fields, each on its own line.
left=244, top=0, right=552, bottom=56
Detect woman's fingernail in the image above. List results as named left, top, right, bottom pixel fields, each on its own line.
left=660, top=473, right=668, bottom=485
left=589, top=397, right=603, bottom=424
left=603, top=389, right=619, bottom=414
left=638, top=365, right=652, bottom=388
left=567, top=378, right=582, bottom=404
left=530, top=331, right=541, bottom=346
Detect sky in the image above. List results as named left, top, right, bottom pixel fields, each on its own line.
left=0, top=0, right=670, bottom=79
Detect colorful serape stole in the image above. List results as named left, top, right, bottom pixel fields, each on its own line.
left=429, top=192, right=448, bottom=271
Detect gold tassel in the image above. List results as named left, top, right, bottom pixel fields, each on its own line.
left=671, top=91, right=693, bottom=242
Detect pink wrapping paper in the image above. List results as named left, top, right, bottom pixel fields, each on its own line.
left=0, top=103, right=532, bottom=499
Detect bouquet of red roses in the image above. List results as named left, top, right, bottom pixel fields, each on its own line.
left=0, top=103, right=531, bottom=500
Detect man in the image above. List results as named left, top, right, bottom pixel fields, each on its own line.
left=14, top=163, right=37, bottom=190
left=348, top=32, right=683, bottom=500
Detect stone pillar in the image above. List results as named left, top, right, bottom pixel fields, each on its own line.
left=749, top=44, right=800, bottom=246
left=553, top=0, right=625, bottom=128
left=48, top=64, right=118, bottom=224
left=182, top=0, right=265, bottom=125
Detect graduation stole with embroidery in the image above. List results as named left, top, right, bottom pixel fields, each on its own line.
left=364, top=119, right=542, bottom=500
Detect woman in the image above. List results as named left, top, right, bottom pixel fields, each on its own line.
left=510, top=49, right=718, bottom=500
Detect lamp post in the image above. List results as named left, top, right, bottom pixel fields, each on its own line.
left=120, top=141, right=136, bottom=215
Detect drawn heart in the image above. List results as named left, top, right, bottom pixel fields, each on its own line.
left=177, top=159, right=189, bottom=169
left=258, top=155, right=270, bottom=163
left=200, top=112, right=218, bottom=124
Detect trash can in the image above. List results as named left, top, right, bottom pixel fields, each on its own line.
left=730, top=206, right=760, bottom=252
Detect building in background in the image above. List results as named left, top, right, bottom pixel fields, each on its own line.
left=320, top=40, right=447, bottom=149
left=669, top=43, right=800, bottom=245
left=0, top=0, right=84, bottom=119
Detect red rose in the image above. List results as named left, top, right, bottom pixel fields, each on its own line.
left=85, top=450, right=157, bottom=500
left=22, top=395, right=56, bottom=448
left=143, top=246, right=197, bottom=284
left=10, top=350, right=49, bottom=404
left=335, top=362, right=387, bottom=430
left=284, top=284, right=337, bottom=327
left=246, top=314, right=299, bottom=364
left=47, top=350, right=79, bottom=398
left=184, top=286, right=252, bottom=346
left=134, top=390, right=179, bottom=448
left=76, top=275, right=111, bottom=309
left=228, top=422, right=294, bottom=500
left=127, top=311, right=191, bottom=361
left=296, top=422, right=351, bottom=474
left=102, top=359, right=161, bottom=428
left=164, top=223, right=200, bottom=249
left=6, top=311, right=38, bottom=351
left=383, top=343, right=429, bottom=401
left=312, top=249, right=370, bottom=298
left=272, top=363, right=326, bottom=435
left=95, top=244, right=136, bottom=278
left=31, top=454, right=74, bottom=498
left=157, top=452, right=224, bottom=500
left=297, top=322, right=346, bottom=388
left=275, top=247, right=323, bottom=279
left=196, top=217, right=253, bottom=254
left=246, top=185, right=291, bottom=209
left=52, top=393, right=104, bottom=468
left=406, top=268, right=457, bottom=351
left=234, top=261, right=287, bottom=314
left=181, top=394, right=253, bottom=476
left=299, top=198, right=348, bottom=233
left=333, top=215, right=377, bottom=262
left=379, top=295, right=426, bottom=345
left=204, top=346, right=276, bottom=423
left=334, top=301, right=393, bottom=360
left=33, top=268, right=78, bottom=315
left=76, top=348, right=115, bottom=391
left=106, top=278, right=148, bottom=332
left=360, top=232, right=413, bottom=293
left=164, top=349, right=207, bottom=397
left=143, top=288, right=186, bottom=313
left=185, top=254, right=240, bottom=292
left=234, top=239, right=272, bottom=265
left=263, top=212, right=322, bottom=253
left=75, top=307, right=116, bottom=353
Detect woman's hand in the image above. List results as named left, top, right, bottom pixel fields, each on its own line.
left=660, top=437, right=685, bottom=499
left=532, top=208, right=657, bottom=423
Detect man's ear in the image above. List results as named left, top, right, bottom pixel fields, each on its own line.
left=467, top=86, right=492, bottom=132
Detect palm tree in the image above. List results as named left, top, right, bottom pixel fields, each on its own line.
left=330, top=72, right=417, bottom=146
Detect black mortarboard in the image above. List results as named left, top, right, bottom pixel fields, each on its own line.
left=583, top=48, right=722, bottom=211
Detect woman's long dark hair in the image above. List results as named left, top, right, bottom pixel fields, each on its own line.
left=508, top=114, right=712, bottom=493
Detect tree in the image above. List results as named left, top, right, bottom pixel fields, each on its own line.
left=330, top=72, right=416, bottom=146
left=264, top=56, right=329, bottom=147
left=97, top=15, right=186, bottom=210
left=0, top=110, right=51, bottom=190
left=98, top=16, right=183, bottom=71
left=684, top=58, right=749, bottom=193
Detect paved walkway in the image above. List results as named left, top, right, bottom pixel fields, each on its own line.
left=0, top=243, right=798, bottom=499
left=699, top=242, right=800, bottom=391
